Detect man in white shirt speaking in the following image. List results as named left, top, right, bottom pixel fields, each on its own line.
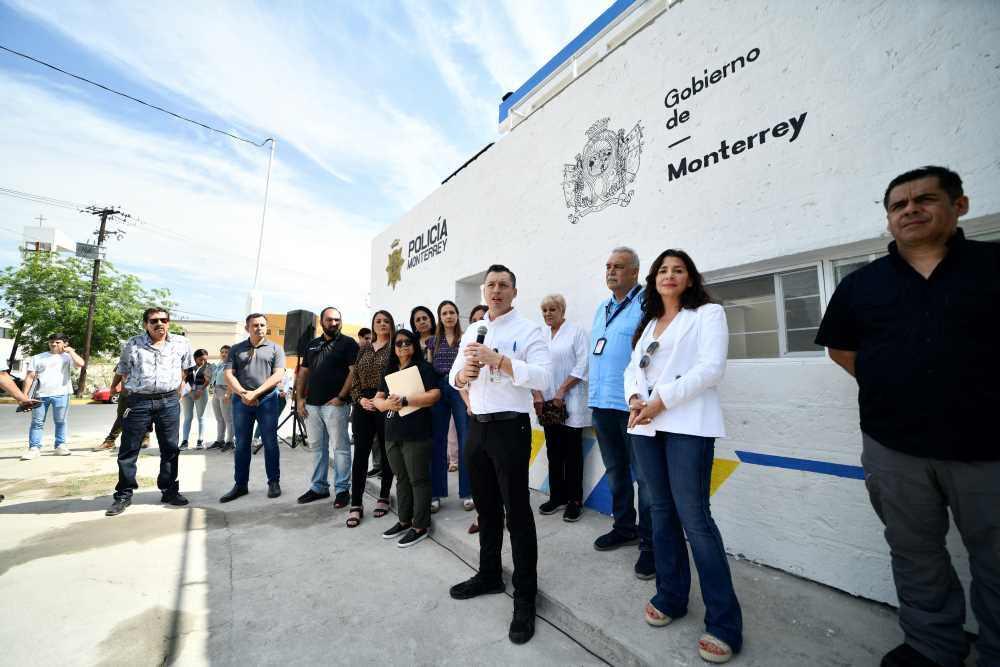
left=448, top=264, right=551, bottom=645
left=21, top=333, right=84, bottom=459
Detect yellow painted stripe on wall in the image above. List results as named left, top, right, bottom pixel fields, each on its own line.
left=529, top=429, right=546, bottom=466
left=710, top=459, right=740, bottom=496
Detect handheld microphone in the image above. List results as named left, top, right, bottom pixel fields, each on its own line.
left=476, top=326, right=487, bottom=344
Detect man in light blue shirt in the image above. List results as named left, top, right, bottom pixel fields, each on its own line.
left=588, top=247, right=654, bottom=579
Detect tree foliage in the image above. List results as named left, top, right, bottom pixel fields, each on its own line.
left=0, top=253, right=176, bottom=357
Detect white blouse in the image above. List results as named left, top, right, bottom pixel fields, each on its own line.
left=542, top=321, right=592, bottom=428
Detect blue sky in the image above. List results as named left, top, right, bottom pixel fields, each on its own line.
left=0, top=0, right=608, bottom=323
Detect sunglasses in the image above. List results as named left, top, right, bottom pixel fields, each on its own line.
left=395, top=340, right=414, bottom=348
left=148, top=317, right=170, bottom=324
left=638, top=341, right=660, bottom=369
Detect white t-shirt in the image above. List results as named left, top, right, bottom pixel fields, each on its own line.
left=27, top=352, right=73, bottom=397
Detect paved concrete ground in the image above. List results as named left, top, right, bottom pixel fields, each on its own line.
left=0, top=422, right=601, bottom=666
left=0, top=410, right=982, bottom=665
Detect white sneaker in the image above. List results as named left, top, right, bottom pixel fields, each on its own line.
left=55, top=446, right=72, bottom=456
left=20, top=448, right=40, bottom=460
left=430, top=498, right=441, bottom=514
left=462, top=498, right=475, bottom=511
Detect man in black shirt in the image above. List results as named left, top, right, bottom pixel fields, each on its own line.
left=295, top=307, right=359, bottom=507
left=816, top=166, right=999, bottom=667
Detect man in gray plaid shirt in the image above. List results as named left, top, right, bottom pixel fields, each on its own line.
left=106, top=307, right=195, bottom=517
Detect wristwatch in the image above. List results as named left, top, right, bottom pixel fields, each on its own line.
left=400, top=396, right=409, bottom=408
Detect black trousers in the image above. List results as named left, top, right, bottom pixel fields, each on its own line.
left=466, top=413, right=537, bottom=601
left=351, top=404, right=392, bottom=506
left=542, top=423, right=583, bottom=504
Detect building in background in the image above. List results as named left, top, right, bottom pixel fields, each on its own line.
left=369, top=0, right=1000, bottom=619
left=171, top=319, right=242, bottom=363
left=20, top=225, right=74, bottom=255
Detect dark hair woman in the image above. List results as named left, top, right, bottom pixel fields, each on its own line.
left=409, top=306, right=436, bottom=361
left=427, top=300, right=472, bottom=513
left=374, top=328, right=442, bottom=547
left=623, top=249, right=741, bottom=663
left=469, top=304, right=488, bottom=323
left=181, top=348, right=211, bottom=449
left=346, top=310, right=396, bottom=527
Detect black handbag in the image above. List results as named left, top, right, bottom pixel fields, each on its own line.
left=538, top=400, right=568, bottom=426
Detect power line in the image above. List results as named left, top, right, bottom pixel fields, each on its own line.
left=0, top=185, right=339, bottom=284
left=0, top=43, right=271, bottom=147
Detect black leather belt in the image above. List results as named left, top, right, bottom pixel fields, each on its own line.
left=473, top=411, right=522, bottom=423
left=131, top=391, right=177, bottom=400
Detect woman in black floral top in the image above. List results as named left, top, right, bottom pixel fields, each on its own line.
left=347, top=310, right=395, bottom=527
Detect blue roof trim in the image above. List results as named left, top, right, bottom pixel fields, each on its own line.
left=498, top=0, right=639, bottom=124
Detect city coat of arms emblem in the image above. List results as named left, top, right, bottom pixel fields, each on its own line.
left=561, top=117, right=643, bottom=224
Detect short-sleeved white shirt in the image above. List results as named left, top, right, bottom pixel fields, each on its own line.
left=27, top=352, right=73, bottom=397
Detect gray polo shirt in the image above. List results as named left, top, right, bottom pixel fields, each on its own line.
left=225, top=338, right=286, bottom=391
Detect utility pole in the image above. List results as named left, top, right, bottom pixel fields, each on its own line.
left=76, top=206, right=132, bottom=395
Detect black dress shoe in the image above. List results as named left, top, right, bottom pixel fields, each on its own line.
left=508, top=600, right=536, bottom=644
left=449, top=575, right=505, bottom=600
left=297, top=489, right=331, bottom=504
left=593, top=529, right=640, bottom=551
left=333, top=491, right=351, bottom=508
left=106, top=497, right=131, bottom=516
left=267, top=481, right=281, bottom=498
left=881, top=644, right=944, bottom=667
left=220, top=486, right=249, bottom=503
left=161, top=492, right=189, bottom=506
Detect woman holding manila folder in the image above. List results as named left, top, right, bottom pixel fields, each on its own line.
left=374, top=328, right=442, bottom=548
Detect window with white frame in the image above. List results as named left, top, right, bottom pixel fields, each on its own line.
left=710, top=266, right=824, bottom=359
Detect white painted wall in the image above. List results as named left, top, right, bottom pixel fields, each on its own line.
left=370, top=0, right=1000, bottom=610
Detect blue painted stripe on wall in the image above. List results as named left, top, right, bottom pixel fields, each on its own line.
left=735, top=451, right=865, bottom=480
left=584, top=472, right=613, bottom=515
left=498, top=0, right=639, bottom=123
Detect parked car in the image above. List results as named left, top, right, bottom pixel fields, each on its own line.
left=91, top=387, right=118, bottom=404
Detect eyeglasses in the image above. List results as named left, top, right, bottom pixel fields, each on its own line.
left=395, top=340, right=413, bottom=348
left=148, top=318, right=170, bottom=324
left=638, top=341, right=660, bottom=369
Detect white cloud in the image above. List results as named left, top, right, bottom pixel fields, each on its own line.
left=7, top=0, right=466, bottom=208
left=0, top=74, right=374, bottom=322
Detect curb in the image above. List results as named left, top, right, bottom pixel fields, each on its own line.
left=366, top=476, right=645, bottom=666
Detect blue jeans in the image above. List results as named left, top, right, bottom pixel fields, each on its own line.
left=591, top=407, right=652, bottom=550
left=115, top=393, right=181, bottom=500
left=181, top=390, right=209, bottom=441
left=232, top=391, right=280, bottom=486
left=28, top=394, right=70, bottom=448
left=632, top=432, right=743, bottom=652
left=303, top=403, right=351, bottom=494
left=431, top=378, right=470, bottom=498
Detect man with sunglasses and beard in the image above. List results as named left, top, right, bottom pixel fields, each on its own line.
left=106, top=307, right=195, bottom=517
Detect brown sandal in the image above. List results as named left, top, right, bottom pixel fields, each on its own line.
left=373, top=498, right=390, bottom=518
left=346, top=506, right=363, bottom=528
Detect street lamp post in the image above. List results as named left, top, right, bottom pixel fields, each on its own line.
left=248, top=137, right=275, bottom=313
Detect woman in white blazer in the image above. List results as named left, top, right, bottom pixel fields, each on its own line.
left=623, top=249, right=742, bottom=664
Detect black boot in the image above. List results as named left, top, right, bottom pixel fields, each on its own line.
left=508, top=599, right=536, bottom=644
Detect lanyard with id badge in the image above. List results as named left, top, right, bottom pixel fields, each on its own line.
left=593, top=284, right=641, bottom=356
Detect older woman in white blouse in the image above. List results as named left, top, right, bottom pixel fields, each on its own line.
left=532, top=294, right=591, bottom=523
